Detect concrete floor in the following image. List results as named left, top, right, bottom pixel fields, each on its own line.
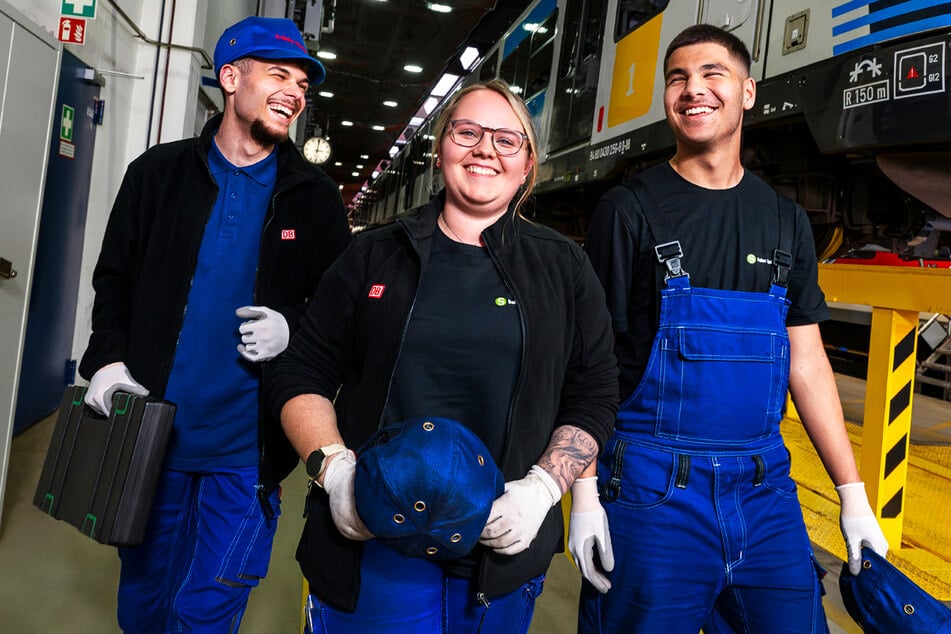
left=0, top=410, right=862, bottom=633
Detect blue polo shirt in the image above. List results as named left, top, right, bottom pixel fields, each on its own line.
left=163, top=138, right=277, bottom=471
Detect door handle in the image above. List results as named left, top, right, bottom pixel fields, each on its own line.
left=0, top=257, right=18, bottom=279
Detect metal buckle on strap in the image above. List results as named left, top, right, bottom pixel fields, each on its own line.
left=655, top=240, right=688, bottom=279
left=772, top=249, right=792, bottom=286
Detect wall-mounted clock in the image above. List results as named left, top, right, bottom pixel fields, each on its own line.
left=303, top=136, right=332, bottom=164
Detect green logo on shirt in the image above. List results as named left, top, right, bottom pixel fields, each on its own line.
left=495, top=297, right=516, bottom=306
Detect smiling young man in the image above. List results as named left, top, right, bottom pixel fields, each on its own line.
left=78, top=16, right=351, bottom=631
left=573, top=24, right=888, bottom=632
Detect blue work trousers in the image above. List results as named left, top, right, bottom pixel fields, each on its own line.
left=578, top=441, right=828, bottom=633
left=116, top=467, right=281, bottom=633
left=305, top=539, right=544, bottom=633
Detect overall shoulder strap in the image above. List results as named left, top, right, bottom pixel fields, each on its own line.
left=625, top=177, right=688, bottom=280
left=772, top=193, right=796, bottom=287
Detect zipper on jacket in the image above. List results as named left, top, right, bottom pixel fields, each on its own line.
left=475, top=228, right=528, bottom=601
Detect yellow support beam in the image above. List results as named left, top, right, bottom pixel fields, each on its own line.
left=862, top=307, right=917, bottom=548
left=818, top=263, right=951, bottom=313
left=816, top=264, right=951, bottom=550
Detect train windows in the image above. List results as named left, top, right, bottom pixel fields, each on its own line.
left=499, top=0, right=558, bottom=101
left=616, top=0, right=668, bottom=41
left=549, top=0, right=607, bottom=151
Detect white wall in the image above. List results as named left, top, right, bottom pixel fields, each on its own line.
left=3, top=0, right=258, bottom=377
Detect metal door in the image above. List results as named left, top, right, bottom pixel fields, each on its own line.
left=0, top=1, right=61, bottom=528
left=14, top=50, right=100, bottom=433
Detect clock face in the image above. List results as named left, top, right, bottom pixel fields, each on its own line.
left=303, top=136, right=332, bottom=164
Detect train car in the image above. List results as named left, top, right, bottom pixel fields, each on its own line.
left=352, top=0, right=951, bottom=261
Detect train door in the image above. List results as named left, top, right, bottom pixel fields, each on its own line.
left=547, top=0, right=608, bottom=154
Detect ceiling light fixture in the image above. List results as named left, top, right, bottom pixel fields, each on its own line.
left=360, top=154, right=370, bottom=159
left=318, top=91, right=334, bottom=98
left=341, top=120, right=354, bottom=126
left=427, top=3, right=452, bottom=13
left=371, top=125, right=385, bottom=131
left=403, top=64, right=423, bottom=73
left=429, top=73, right=460, bottom=98
left=459, top=46, right=480, bottom=70
left=316, top=50, right=337, bottom=60
left=421, top=96, right=439, bottom=114
left=383, top=100, right=398, bottom=107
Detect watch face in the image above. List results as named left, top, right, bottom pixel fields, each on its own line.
left=303, top=136, right=332, bottom=164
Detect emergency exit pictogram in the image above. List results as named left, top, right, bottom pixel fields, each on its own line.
left=61, top=0, right=96, bottom=18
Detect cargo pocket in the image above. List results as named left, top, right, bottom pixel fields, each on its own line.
left=215, top=487, right=282, bottom=588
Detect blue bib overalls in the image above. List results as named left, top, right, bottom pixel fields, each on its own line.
left=579, top=182, right=829, bottom=633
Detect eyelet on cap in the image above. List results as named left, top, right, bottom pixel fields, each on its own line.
left=229, top=38, right=237, bottom=46
left=863, top=560, right=872, bottom=570
left=414, top=501, right=427, bottom=512
left=903, top=604, right=915, bottom=615
left=423, top=421, right=435, bottom=431
left=393, top=514, right=405, bottom=524
left=451, top=534, right=462, bottom=543
left=426, top=547, right=438, bottom=555
left=477, top=454, right=485, bottom=466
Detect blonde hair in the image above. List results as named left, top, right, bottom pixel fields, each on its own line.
left=433, top=79, right=538, bottom=216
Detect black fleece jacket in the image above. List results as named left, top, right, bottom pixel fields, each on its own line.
left=79, top=114, right=351, bottom=499
left=269, top=193, right=619, bottom=610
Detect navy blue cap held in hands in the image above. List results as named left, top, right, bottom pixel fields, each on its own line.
left=839, top=547, right=951, bottom=633
left=214, top=16, right=325, bottom=84
left=354, top=417, right=504, bottom=560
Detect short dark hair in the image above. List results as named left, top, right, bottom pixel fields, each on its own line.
left=664, top=24, right=752, bottom=75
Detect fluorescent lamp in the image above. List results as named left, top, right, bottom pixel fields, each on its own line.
left=459, top=46, right=480, bottom=70
left=430, top=73, right=460, bottom=98
left=383, top=100, right=398, bottom=107
left=316, top=50, right=337, bottom=60
left=404, top=64, right=423, bottom=73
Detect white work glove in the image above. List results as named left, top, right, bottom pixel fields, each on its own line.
left=480, top=465, right=562, bottom=556
left=837, top=481, right=889, bottom=575
left=568, top=477, right=614, bottom=593
left=236, top=305, right=289, bottom=362
left=322, top=450, right=373, bottom=541
left=84, top=362, right=149, bottom=416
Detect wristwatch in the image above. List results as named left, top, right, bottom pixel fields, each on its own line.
left=306, top=443, right=347, bottom=483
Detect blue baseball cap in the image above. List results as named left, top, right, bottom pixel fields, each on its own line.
left=840, top=547, right=951, bottom=633
left=354, top=417, right=504, bottom=560
left=214, top=16, right=325, bottom=85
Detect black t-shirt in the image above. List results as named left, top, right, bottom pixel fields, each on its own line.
left=585, top=162, right=829, bottom=398
left=383, top=227, right=521, bottom=460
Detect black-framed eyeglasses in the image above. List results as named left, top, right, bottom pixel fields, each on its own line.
left=448, top=119, right=528, bottom=156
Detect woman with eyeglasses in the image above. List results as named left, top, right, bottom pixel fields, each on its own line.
left=269, top=79, right=619, bottom=632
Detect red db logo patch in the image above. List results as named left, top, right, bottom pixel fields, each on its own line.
left=368, top=284, right=386, bottom=299
left=281, top=229, right=296, bottom=240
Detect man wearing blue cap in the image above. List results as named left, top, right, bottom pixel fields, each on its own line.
left=78, top=15, right=350, bottom=631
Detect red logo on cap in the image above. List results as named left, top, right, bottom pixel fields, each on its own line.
left=281, top=229, right=296, bottom=240
left=275, top=33, right=307, bottom=53
left=368, top=285, right=385, bottom=299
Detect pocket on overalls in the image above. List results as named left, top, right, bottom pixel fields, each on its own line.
left=215, top=487, right=282, bottom=588
left=598, top=439, right=678, bottom=509
left=654, top=327, right=787, bottom=444
left=760, top=446, right=798, bottom=498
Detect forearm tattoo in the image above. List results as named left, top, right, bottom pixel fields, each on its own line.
left=538, top=425, right=598, bottom=493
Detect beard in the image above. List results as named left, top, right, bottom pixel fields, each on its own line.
left=250, top=117, right=290, bottom=146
